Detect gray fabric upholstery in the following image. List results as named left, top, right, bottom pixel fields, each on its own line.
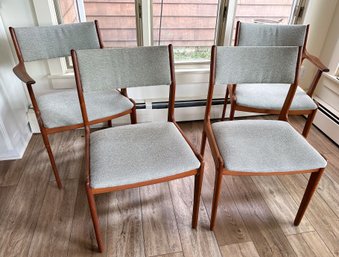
left=236, top=84, right=317, bottom=110
left=237, top=23, right=307, bottom=47
left=212, top=120, right=327, bottom=173
left=14, top=22, right=100, bottom=62
left=90, top=122, right=200, bottom=188
left=37, top=89, right=133, bottom=128
left=215, top=46, right=299, bottom=85
left=75, top=46, right=171, bottom=92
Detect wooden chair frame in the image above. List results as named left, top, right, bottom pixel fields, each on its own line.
left=71, top=44, right=204, bottom=252
left=9, top=20, right=137, bottom=189
left=201, top=45, right=325, bottom=230
left=221, top=21, right=330, bottom=138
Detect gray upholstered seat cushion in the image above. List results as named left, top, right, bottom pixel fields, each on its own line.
left=90, top=122, right=200, bottom=189
left=235, top=84, right=317, bottom=111
left=212, top=120, right=327, bottom=173
left=37, top=89, right=133, bottom=128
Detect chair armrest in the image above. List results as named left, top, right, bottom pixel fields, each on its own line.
left=13, top=63, right=36, bottom=85
left=303, top=50, right=329, bottom=72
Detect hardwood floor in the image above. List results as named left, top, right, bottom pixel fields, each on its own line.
left=0, top=116, right=338, bottom=257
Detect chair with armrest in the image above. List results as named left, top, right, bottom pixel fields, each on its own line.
left=202, top=45, right=327, bottom=230
left=9, top=21, right=136, bottom=188
left=71, top=45, right=204, bottom=252
left=221, top=21, right=330, bottom=138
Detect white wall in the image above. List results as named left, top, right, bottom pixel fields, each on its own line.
left=0, top=13, right=31, bottom=160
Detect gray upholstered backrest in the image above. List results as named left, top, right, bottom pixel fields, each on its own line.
left=75, top=46, right=171, bottom=92
left=215, top=46, right=299, bottom=85
left=14, top=22, right=100, bottom=62
left=237, top=23, right=307, bottom=47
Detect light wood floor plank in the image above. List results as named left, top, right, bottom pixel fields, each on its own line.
left=49, top=130, right=85, bottom=181
left=28, top=179, right=79, bottom=257
left=140, top=183, right=182, bottom=257
left=225, top=176, right=297, bottom=257
left=279, top=174, right=339, bottom=256
left=106, top=188, right=145, bottom=257
left=0, top=136, right=51, bottom=257
left=220, top=242, right=260, bottom=257
left=152, top=252, right=184, bottom=257
left=287, top=231, right=334, bottom=257
left=0, top=185, right=16, bottom=222
left=0, top=136, right=38, bottom=186
left=169, top=177, right=222, bottom=257
left=67, top=181, right=108, bottom=257
left=252, top=176, right=314, bottom=235
left=309, top=153, right=339, bottom=217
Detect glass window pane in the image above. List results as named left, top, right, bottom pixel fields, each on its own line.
left=232, top=0, right=294, bottom=43
left=84, top=0, right=138, bottom=47
left=56, top=0, right=138, bottom=47
left=153, top=0, right=219, bottom=61
left=56, top=0, right=80, bottom=24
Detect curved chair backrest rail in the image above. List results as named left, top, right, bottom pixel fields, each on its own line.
left=215, top=46, right=300, bottom=85
left=11, top=22, right=100, bottom=62
left=74, top=46, right=172, bottom=92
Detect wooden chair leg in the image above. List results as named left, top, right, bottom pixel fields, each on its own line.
left=130, top=107, right=137, bottom=124
left=210, top=168, right=223, bottom=230
left=40, top=131, right=62, bottom=189
left=302, top=109, right=317, bottom=138
left=107, top=120, right=112, bottom=127
left=200, top=130, right=207, bottom=157
left=229, top=104, right=236, bottom=120
left=86, top=186, right=104, bottom=252
left=221, top=87, right=229, bottom=121
left=294, top=169, right=325, bottom=226
left=192, top=162, right=205, bottom=228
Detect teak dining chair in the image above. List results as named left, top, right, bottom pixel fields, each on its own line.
left=71, top=45, right=204, bottom=252
left=201, top=45, right=327, bottom=230
left=221, top=22, right=329, bottom=137
left=9, top=21, right=136, bottom=188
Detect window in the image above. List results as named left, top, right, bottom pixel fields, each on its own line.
left=229, top=0, right=297, bottom=44
left=55, top=0, right=140, bottom=47
left=153, top=0, right=220, bottom=61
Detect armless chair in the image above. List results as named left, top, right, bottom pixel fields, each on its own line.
left=202, top=46, right=327, bottom=230
left=221, top=22, right=329, bottom=137
left=9, top=21, right=136, bottom=188
left=71, top=45, right=204, bottom=252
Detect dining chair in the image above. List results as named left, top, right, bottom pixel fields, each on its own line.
left=9, top=21, right=136, bottom=188
left=201, top=45, right=327, bottom=230
left=221, top=21, right=329, bottom=138
left=71, top=45, right=204, bottom=252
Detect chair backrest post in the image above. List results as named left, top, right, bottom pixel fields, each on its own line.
left=94, top=20, right=104, bottom=49
left=168, top=44, right=176, bottom=122
left=234, top=21, right=241, bottom=46
left=9, top=27, right=25, bottom=63
left=204, top=45, right=217, bottom=123
left=278, top=46, right=303, bottom=121
left=71, top=49, right=90, bottom=128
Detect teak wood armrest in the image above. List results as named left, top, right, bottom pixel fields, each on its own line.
left=13, top=63, right=36, bottom=85
left=303, top=50, right=329, bottom=72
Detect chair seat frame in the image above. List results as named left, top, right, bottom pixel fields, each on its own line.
left=9, top=21, right=137, bottom=188
left=220, top=21, right=330, bottom=138
left=72, top=44, right=204, bottom=252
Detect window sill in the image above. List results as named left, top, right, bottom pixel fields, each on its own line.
left=323, top=73, right=339, bottom=85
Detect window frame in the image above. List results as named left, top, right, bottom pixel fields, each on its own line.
left=32, top=0, right=306, bottom=89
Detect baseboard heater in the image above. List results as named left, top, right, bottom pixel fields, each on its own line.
left=135, top=98, right=226, bottom=109
left=318, top=103, right=339, bottom=125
